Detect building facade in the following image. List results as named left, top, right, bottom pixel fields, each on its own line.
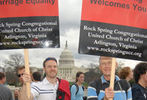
left=57, top=41, right=88, bottom=82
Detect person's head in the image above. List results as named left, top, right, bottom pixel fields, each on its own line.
left=17, top=66, right=25, bottom=83
left=133, top=62, right=147, bottom=84
left=99, top=56, right=117, bottom=77
left=76, top=72, right=84, bottom=84
left=118, top=67, right=133, bottom=81
left=32, top=72, right=41, bottom=82
left=0, top=72, right=6, bottom=84
left=43, top=57, right=58, bottom=79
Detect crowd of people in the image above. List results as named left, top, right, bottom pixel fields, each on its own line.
left=0, top=56, right=147, bottom=100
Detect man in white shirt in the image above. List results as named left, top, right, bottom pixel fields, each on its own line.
left=21, top=57, right=71, bottom=100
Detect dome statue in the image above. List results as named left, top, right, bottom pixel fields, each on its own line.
left=58, top=41, right=75, bottom=82
left=57, top=41, right=89, bottom=82
left=59, top=41, right=74, bottom=67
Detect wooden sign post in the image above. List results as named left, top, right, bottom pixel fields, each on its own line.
left=0, top=0, right=59, bottom=99
left=109, top=58, right=116, bottom=100
left=24, top=49, right=31, bottom=99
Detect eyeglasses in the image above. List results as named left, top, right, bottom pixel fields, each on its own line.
left=100, top=61, right=112, bottom=66
left=17, top=73, right=23, bottom=77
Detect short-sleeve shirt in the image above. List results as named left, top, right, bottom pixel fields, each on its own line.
left=31, top=78, right=59, bottom=100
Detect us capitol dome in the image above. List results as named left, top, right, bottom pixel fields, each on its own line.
left=57, top=41, right=88, bottom=82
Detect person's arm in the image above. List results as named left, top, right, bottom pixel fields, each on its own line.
left=127, top=87, right=132, bottom=100
left=71, top=85, right=77, bottom=100
left=18, top=84, right=34, bottom=100
left=87, top=86, right=98, bottom=100
left=18, top=73, right=34, bottom=100
left=124, top=80, right=132, bottom=100
left=14, top=89, right=19, bottom=100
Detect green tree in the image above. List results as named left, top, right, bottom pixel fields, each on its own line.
left=4, top=53, right=24, bottom=86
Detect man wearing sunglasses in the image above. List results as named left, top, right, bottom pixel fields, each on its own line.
left=17, top=66, right=25, bottom=85
left=14, top=66, right=25, bottom=100
left=20, top=57, right=71, bottom=100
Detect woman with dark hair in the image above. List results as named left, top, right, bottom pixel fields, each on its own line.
left=71, top=71, right=85, bottom=100
left=132, top=62, right=147, bottom=100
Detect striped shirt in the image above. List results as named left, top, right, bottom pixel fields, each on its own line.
left=87, top=75, right=132, bottom=100
left=31, top=78, right=59, bottom=100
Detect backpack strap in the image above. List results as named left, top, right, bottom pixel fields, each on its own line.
left=82, top=86, right=85, bottom=91
left=95, top=78, right=102, bottom=95
left=58, top=78, right=61, bottom=83
left=56, top=78, right=65, bottom=100
left=71, top=83, right=79, bottom=95
left=89, top=78, right=102, bottom=96
left=75, top=83, right=79, bottom=95
left=118, top=79, right=130, bottom=95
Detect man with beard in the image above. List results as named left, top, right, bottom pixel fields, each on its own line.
left=14, top=66, right=25, bottom=100
left=21, top=57, right=71, bottom=100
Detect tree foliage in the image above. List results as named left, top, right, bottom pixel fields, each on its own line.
left=4, top=53, right=24, bottom=70
left=4, top=53, right=24, bottom=86
left=84, top=63, right=102, bottom=84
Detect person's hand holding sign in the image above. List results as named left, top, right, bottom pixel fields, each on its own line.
left=22, top=72, right=32, bottom=84
left=104, top=87, right=114, bottom=100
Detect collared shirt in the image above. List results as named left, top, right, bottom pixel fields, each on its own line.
left=31, top=82, right=40, bottom=100
left=31, top=78, right=59, bottom=100
left=87, top=75, right=132, bottom=100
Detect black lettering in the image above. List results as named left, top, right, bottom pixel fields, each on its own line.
left=0, top=0, right=23, bottom=6
left=90, top=0, right=97, bottom=4
left=105, top=1, right=109, bottom=6
left=90, top=0, right=130, bottom=10
left=133, top=4, right=137, bottom=10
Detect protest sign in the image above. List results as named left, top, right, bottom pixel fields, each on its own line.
left=0, top=0, right=59, bottom=49
left=79, top=0, right=147, bottom=61
left=0, top=0, right=59, bottom=98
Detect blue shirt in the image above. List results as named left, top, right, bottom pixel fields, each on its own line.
left=71, top=84, right=84, bottom=100
left=87, top=75, right=132, bottom=100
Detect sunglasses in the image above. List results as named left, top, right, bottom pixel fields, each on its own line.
left=17, top=73, right=23, bottom=77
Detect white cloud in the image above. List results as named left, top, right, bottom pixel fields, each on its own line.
left=117, top=58, right=141, bottom=69
left=29, top=48, right=62, bottom=67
